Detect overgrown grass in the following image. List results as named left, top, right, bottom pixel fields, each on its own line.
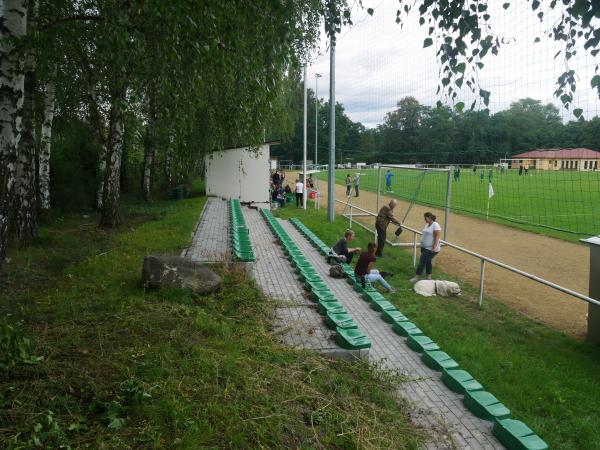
left=0, top=194, right=422, bottom=448
left=275, top=206, right=600, bottom=450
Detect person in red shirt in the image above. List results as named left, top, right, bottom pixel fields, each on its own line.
left=354, top=242, right=396, bottom=293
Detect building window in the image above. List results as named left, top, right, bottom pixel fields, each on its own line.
left=561, top=160, right=564, bottom=169
left=595, top=161, right=598, bottom=170
left=585, top=161, right=588, bottom=170
left=576, top=161, right=579, bottom=169
left=554, top=160, right=557, bottom=167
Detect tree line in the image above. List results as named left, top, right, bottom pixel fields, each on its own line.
left=0, top=0, right=332, bottom=270
left=273, top=89, right=600, bottom=165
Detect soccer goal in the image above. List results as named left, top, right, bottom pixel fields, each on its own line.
left=337, top=164, right=452, bottom=247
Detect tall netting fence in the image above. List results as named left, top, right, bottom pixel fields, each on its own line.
left=307, top=0, right=600, bottom=240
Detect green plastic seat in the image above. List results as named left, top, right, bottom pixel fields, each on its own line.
left=492, top=419, right=548, bottom=450
left=370, top=300, right=396, bottom=312
left=298, top=273, right=322, bottom=283
left=392, top=321, right=422, bottom=337
left=310, top=290, right=336, bottom=302
left=441, top=369, right=483, bottom=394
left=306, top=280, right=328, bottom=291
left=363, top=291, right=386, bottom=303
left=335, top=327, right=371, bottom=350
left=381, top=309, right=409, bottom=323
left=326, top=312, right=358, bottom=330
left=407, top=335, right=440, bottom=353
left=422, top=350, right=459, bottom=371
left=464, top=390, right=511, bottom=421
left=318, top=301, right=346, bottom=315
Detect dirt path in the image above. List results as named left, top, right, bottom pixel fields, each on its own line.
left=306, top=175, right=591, bottom=338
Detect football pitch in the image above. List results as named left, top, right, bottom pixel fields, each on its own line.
left=316, top=168, right=600, bottom=240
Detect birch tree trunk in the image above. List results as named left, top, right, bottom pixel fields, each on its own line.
left=142, top=94, right=156, bottom=200
left=14, top=48, right=37, bottom=240
left=0, top=0, right=27, bottom=268
left=99, top=88, right=125, bottom=227
left=38, top=80, right=55, bottom=218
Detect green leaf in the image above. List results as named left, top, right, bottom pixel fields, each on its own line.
left=532, top=0, right=540, bottom=11
left=423, top=38, right=433, bottom=48
left=456, top=102, right=465, bottom=112
left=479, top=89, right=490, bottom=106
left=367, top=8, right=374, bottom=16
left=456, top=62, right=466, bottom=73
left=503, top=3, right=510, bottom=9
left=534, top=37, right=541, bottom=43
left=591, top=75, right=600, bottom=88
left=574, top=108, right=583, bottom=118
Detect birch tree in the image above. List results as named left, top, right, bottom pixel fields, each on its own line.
left=38, top=79, right=55, bottom=216
left=0, top=0, right=27, bottom=268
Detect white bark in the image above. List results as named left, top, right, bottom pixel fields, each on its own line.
left=0, top=0, right=27, bottom=266
left=38, top=80, right=55, bottom=212
left=87, top=83, right=107, bottom=210
left=142, top=94, right=156, bottom=200
left=100, top=90, right=125, bottom=227
left=14, top=47, right=37, bottom=240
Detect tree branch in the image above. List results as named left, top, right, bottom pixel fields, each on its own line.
left=41, top=15, right=104, bottom=31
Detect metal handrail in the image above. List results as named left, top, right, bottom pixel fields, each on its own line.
left=334, top=198, right=599, bottom=308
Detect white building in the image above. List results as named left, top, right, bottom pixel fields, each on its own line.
left=205, top=142, right=277, bottom=204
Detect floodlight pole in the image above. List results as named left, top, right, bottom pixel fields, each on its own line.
left=327, top=40, right=336, bottom=222
left=315, top=73, right=321, bottom=168
left=303, top=65, right=308, bottom=209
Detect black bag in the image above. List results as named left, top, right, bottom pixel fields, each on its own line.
left=395, top=226, right=403, bottom=236
left=329, top=264, right=346, bottom=278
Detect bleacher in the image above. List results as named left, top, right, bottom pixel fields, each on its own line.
left=260, top=209, right=371, bottom=351
left=229, top=199, right=255, bottom=262
left=288, top=217, right=547, bottom=450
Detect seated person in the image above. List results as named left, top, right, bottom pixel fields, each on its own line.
left=284, top=184, right=292, bottom=194
left=354, top=242, right=396, bottom=293
left=276, top=187, right=285, bottom=207
left=328, top=229, right=360, bottom=264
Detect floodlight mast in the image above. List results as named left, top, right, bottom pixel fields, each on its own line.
left=315, top=73, right=322, bottom=168
left=327, top=41, right=335, bottom=222
left=303, top=66, right=308, bottom=209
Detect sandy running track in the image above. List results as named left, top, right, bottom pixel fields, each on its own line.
left=304, top=175, right=591, bottom=338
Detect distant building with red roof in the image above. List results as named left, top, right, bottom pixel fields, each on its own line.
left=502, top=148, right=600, bottom=171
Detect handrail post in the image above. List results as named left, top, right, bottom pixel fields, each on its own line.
left=478, top=259, right=486, bottom=306
left=349, top=205, right=353, bottom=229
left=444, top=167, right=452, bottom=240
left=413, top=232, right=418, bottom=267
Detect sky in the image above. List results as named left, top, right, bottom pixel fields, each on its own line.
left=306, top=0, right=600, bottom=128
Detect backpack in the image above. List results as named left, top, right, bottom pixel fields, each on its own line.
left=329, top=264, right=346, bottom=279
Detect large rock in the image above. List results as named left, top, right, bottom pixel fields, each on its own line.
left=142, top=255, right=222, bottom=295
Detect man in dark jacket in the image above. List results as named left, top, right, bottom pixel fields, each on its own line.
left=375, top=199, right=401, bottom=257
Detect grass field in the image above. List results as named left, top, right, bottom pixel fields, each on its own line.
left=276, top=206, right=600, bottom=450
left=317, top=168, right=600, bottom=240
left=0, top=189, right=422, bottom=448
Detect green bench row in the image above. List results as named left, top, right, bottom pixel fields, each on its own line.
left=288, top=218, right=547, bottom=450
left=229, top=199, right=255, bottom=262
left=260, top=209, right=371, bottom=351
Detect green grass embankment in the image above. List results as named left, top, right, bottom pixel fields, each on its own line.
left=275, top=206, right=600, bottom=450
left=0, top=192, right=421, bottom=449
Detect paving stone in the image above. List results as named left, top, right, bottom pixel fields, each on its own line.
left=280, top=219, right=504, bottom=449
left=185, top=198, right=230, bottom=262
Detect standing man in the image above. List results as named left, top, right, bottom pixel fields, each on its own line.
left=353, top=173, right=360, bottom=197
left=294, top=179, right=303, bottom=207
left=385, top=169, right=394, bottom=192
left=375, top=199, right=401, bottom=257
left=345, top=174, right=352, bottom=196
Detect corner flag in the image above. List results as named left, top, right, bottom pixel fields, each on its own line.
left=486, top=182, right=494, bottom=219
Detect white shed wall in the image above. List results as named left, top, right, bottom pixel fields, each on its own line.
left=205, top=144, right=270, bottom=204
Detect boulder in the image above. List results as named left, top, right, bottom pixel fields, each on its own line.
left=142, top=255, right=222, bottom=295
